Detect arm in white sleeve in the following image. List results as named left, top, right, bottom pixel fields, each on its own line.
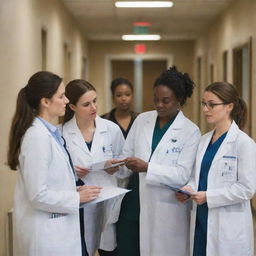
left=146, top=129, right=201, bottom=187
left=20, top=132, right=80, bottom=214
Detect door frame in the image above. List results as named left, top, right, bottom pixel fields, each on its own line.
left=232, top=37, right=252, bottom=135
left=104, top=54, right=173, bottom=111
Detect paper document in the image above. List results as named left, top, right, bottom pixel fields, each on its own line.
left=160, top=183, right=192, bottom=196
left=80, top=187, right=130, bottom=207
left=102, top=161, right=126, bottom=170
left=88, top=160, right=126, bottom=172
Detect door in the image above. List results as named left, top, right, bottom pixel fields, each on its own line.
left=142, top=60, right=167, bottom=112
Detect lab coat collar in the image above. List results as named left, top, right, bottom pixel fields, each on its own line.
left=143, top=111, right=158, bottom=148
left=90, top=116, right=108, bottom=155
left=153, top=110, right=185, bottom=154
left=63, top=115, right=107, bottom=155
left=63, top=116, right=89, bottom=155
left=32, top=118, right=72, bottom=171
left=144, top=110, right=185, bottom=154
left=199, top=121, right=239, bottom=167
left=211, top=121, right=239, bottom=164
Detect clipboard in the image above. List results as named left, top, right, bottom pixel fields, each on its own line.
left=160, top=183, right=191, bottom=197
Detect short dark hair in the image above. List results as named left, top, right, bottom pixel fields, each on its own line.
left=111, top=77, right=133, bottom=96
left=154, top=66, right=195, bottom=106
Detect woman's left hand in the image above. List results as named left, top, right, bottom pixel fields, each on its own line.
left=125, top=157, right=148, bottom=172
left=75, top=166, right=89, bottom=178
left=190, top=191, right=207, bottom=205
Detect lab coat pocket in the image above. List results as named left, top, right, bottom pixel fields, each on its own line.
left=219, top=212, right=246, bottom=255
left=164, top=144, right=182, bottom=166
left=44, top=215, right=76, bottom=248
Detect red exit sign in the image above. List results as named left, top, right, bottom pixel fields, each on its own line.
left=135, top=44, right=146, bottom=54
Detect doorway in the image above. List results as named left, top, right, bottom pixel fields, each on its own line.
left=233, top=39, right=252, bottom=135
left=108, top=55, right=172, bottom=113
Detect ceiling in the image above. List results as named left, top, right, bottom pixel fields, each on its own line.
left=61, top=0, right=234, bottom=41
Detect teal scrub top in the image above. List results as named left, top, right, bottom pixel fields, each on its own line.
left=193, top=132, right=227, bottom=256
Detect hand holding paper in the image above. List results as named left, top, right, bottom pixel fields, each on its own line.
left=75, top=166, right=89, bottom=178
left=175, top=185, right=195, bottom=202
left=86, top=159, right=127, bottom=173
left=80, top=186, right=130, bottom=207
left=78, top=185, right=102, bottom=203
left=104, top=159, right=127, bottom=175
left=190, top=191, right=206, bottom=205
left=125, top=157, right=148, bottom=172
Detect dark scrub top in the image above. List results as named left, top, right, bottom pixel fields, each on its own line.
left=193, top=132, right=227, bottom=256
left=101, top=108, right=138, bottom=139
left=116, top=113, right=177, bottom=256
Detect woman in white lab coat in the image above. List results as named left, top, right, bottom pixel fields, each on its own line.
left=62, top=79, right=125, bottom=256
left=119, top=66, right=201, bottom=256
left=177, top=82, right=256, bottom=256
left=7, top=71, right=101, bottom=256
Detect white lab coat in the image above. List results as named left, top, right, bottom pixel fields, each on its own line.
left=13, top=118, right=81, bottom=256
left=123, top=110, right=201, bottom=256
left=188, top=121, right=256, bottom=256
left=62, top=115, right=125, bottom=254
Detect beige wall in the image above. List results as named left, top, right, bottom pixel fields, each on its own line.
left=88, top=40, right=196, bottom=121
left=0, top=0, right=87, bottom=255
left=194, top=0, right=256, bottom=137
left=2, top=0, right=256, bottom=254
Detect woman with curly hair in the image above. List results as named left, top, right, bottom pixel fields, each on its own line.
left=117, top=66, right=201, bottom=256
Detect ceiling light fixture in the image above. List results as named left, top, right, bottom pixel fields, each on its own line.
left=122, top=34, right=161, bottom=41
left=115, top=1, right=173, bottom=8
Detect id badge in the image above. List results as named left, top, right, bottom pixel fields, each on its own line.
left=220, top=156, right=237, bottom=182
left=102, top=144, right=113, bottom=158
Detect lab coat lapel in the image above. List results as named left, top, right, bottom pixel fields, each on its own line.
left=195, top=131, right=213, bottom=185
left=65, top=117, right=91, bottom=156
left=152, top=111, right=184, bottom=156
left=210, top=121, right=239, bottom=165
left=143, top=111, right=158, bottom=149
left=90, top=116, right=106, bottom=155
left=34, top=119, right=73, bottom=173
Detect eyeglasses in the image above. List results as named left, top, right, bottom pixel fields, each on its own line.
left=200, top=101, right=227, bottom=109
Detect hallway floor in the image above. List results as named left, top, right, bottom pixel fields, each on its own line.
left=95, top=214, right=256, bottom=256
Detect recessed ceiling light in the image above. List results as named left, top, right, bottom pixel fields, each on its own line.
left=122, top=34, right=161, bottom=41
left=115, top=1, right=173, bottom=8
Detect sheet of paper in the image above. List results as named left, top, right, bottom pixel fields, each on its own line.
left=102, top=161, right=126, bottom=170
left=88, top=160, right=126, bottom=172
left=80, top=186, right=130, bottom=207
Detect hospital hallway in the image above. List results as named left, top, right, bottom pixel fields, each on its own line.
left=1, top=0, right=256, bottom=255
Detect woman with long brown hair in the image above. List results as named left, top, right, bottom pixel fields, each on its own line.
left=62, top=79, right=125, bottom=256
left=8, top=71, right=101, bottom=256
